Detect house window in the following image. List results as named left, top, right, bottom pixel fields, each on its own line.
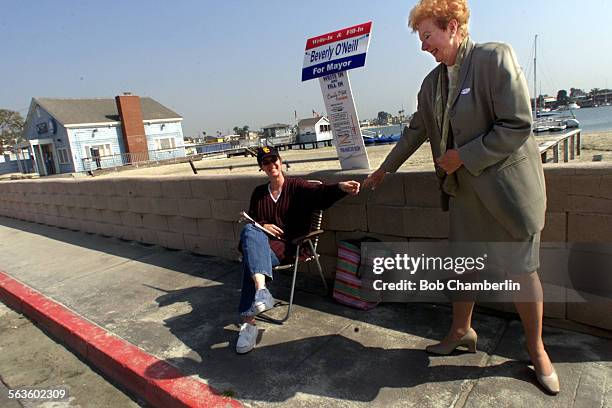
left=155, top=137, right=176, bottom=150
left=319, top=124, right=330, bottom=132
left=84, top=144, right=112, bottom=158
left=57, top=148, right=71, bottom=164
left=36, top=122, right=48, bottom=134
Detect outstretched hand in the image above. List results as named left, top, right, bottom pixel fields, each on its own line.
left=363, top=168, right=386, bottom=190
left=339, top=180, right=360, bottom=195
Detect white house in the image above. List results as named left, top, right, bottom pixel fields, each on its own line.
left=18, top=94, right=184, bottom=175
left=297, top=117, right=332, bottom=144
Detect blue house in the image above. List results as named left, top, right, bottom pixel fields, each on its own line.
left=19, top=94, right=185, bottom=175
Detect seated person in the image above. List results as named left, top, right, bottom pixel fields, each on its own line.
left=236, top=146, right=360, bottom=354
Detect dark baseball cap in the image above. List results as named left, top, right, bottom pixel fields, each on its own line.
left=256, top=146, right=281, bottom=165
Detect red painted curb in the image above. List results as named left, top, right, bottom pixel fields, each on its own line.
left=0, top=270, right=242, bottom=408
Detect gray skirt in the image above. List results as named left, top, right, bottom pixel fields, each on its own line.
left=449, top=167, right=540, bottom=275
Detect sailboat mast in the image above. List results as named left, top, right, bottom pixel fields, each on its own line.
left=534, top=34, right=538, bottom=115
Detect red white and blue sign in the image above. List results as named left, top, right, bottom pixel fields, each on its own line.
left=302, top=22, right=372, bottom=82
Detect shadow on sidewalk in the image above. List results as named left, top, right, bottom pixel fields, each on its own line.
left=147, top=333, right=535, bottom=402
left=145, top=281, right=612, bottom=403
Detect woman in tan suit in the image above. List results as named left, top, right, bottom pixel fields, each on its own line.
left=363, top=0, right=559, bottom=394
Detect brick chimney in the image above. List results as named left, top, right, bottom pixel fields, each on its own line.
left=115, top=93, right=149, bottom=160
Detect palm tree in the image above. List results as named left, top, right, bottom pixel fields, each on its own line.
left=232, top=126, right=250, bottom=138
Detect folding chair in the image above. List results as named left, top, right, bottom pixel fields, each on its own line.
left=262, top=180, right=329, bottom=324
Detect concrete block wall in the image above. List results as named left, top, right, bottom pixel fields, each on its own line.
left=0, top=175, right=250, bottom=261
left=0, top=162, right=611, bottom=331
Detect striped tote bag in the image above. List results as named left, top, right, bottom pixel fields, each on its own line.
left=332, top=240, right=380, bottom=310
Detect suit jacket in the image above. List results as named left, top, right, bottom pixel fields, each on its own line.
left=380, top=38, right=547, bottom=239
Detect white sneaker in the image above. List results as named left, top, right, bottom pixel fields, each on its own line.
left=242, top=288, right=275, bottom=316
left=236, top=323, right=258, bottom=354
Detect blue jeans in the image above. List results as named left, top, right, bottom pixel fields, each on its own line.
left=238, top=224, right=280, bottom=315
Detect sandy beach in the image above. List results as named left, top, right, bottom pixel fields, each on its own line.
left=577, top=131, right=612, bottom=160
left=90, top=130, right=612, bottom=178
left=2, top=131, right=609, bottom=181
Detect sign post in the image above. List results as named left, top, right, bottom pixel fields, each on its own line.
left=302, top=22, right=372, bottom=170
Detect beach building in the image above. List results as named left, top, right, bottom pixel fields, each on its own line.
left=261, top=123, right=294, bottom=145
left=243, top=131, right=261, bottom=143
left=17, top=94, right=184, bottom=175
left=297, top=117, right=332, bottom=144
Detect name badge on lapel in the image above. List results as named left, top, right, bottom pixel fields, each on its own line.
left=460, top=87, right=471, bottom=95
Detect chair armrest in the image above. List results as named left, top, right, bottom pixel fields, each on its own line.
left=291, top=229, right=324, bottom=245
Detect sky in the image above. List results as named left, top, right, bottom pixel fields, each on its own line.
left=2, top=0, right=611, bottom=137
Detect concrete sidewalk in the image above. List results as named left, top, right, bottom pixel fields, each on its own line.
left=0, top=216, right=610, bottom=408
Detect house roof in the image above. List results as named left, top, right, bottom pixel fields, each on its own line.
left=298, top=117, right=328, bottom=128
left=32, top=97, right=182, bottom=126
left=261, top=123, right=291, bottom=129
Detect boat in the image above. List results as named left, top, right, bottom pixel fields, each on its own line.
left=530, top=36, right=581, bottom=125
left=564, top=118, right=580, bottom=128
left=535, top=111, right=558, bottom=118
left=533, top=112, right=579, bottom=133
left=362, top=134, right=400, bottom=145
left=362, top=134, right=378, bottom=145
left=362, top=129, right=379, bottom=144
left=534, top=124, right=551, bottom=133
left=376, top=134, right=399, bottom=144
left=549, top=123, right=567, bottom=132
left=361, top=129, right=402, bottom=145
left=558, top=103, right=580, bottom=111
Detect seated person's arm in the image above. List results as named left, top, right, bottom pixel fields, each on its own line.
left=298, top=179, right=360, bottom=210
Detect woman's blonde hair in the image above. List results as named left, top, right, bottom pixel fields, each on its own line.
left=408, top=0, right=470, bottom=37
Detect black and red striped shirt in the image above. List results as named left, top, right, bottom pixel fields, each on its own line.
left=247, top=177, right=346, bottom=261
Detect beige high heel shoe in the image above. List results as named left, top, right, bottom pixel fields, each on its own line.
left=426, top=328, right=477, bottom=355
left=535, top=363, right=560, bottom=395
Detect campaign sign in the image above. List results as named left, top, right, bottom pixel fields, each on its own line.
left=302, top=22, right=372, bottom=81
left=320, top=71, right=370, bottom=169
